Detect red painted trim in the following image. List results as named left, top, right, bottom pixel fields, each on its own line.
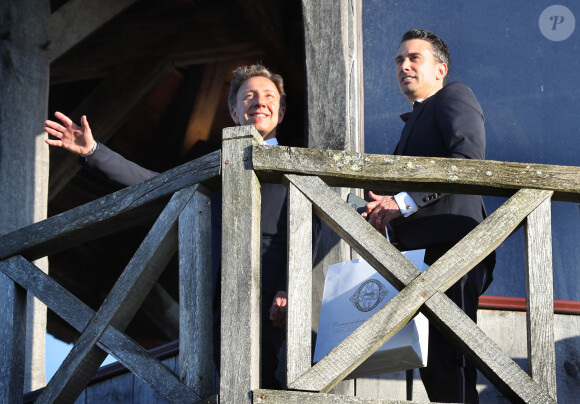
left=479, top=295, right=580, bottom=315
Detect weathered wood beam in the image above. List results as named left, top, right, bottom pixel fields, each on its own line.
left=180, top=61, right=231, bottom=156
left=0, top=0, right=50, bottom=396
left=254, top=388, right=413, bottom=403
left=284, top=174, right=555, bottom=402
left=49, top=0, right=139, bottom=61
left=253, top=145, right=580, bottom=202
left=178, top=186, right=214, bottom=397
left=525, top=197, right=557, bottom=397
left=302, top=0, right=364, bottom=151
left=219, top=126, right=263, bottom=403
left=0, top=151, right=220, bottom=262
left=0, top=273, right=27, bottom=404
left=36, top=186, right=197, bottom=403
left=49, top=58, right=175, bottom=200
left=0, top=255, right=202, bottom=403
left=286, top=183, right=313, bottom=385
left=423, top=292, right=555, bottom=404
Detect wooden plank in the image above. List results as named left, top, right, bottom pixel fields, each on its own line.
left=0, top=150, right=220, bottom=261
left=287, top=179, right=553, bottom=394
left=0, top=255, right=200, bottom=403
left=301, top=0, right=364, bottom=151
left=0, top=0, right=50, bottom=395
left=252, top=146, right=580, bottom=202
left=49, top=58, right=175, bottom=199
left=253, top=388, right=424, bottom=403
left=49, top=0, right=139, bottom=61
left=0, top=273, right=27, bottom=404
left=286, top=183, right=313, bottom=385
left=525, top=197, right=557, bottom=397
left=301, top=2, right=363, bottom=358
left=220, top=126, right=263, bottom=403
left=423, top=292, right=555, bottom=403
left=178, top=185, right=214, bottom=397
left=36, top=186, right=198, bottom=403
left=180, top=61, right=231, bottom=156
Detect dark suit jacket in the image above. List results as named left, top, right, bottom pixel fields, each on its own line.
left=81, top=143, right=320, bottom=306
left=390, top=82, right=495, bottom=277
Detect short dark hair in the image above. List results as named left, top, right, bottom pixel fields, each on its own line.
left=227, top=64, right=286, bottom=111
left=401, top=29, right=450, bottom=81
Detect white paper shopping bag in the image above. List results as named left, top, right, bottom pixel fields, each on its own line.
left=313, top=251, right=429, bottom=378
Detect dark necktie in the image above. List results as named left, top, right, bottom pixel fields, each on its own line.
left=395, top=101, right=422, bottom=154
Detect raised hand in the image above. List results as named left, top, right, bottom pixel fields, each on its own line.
left=45, top=111, right=95, bottom=155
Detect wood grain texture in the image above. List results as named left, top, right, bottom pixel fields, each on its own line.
left=0, top=273, right=27, bottom=404
left=423, top=293, right=555, bottom=404
left=0, top=255, right=200, bottom=403
left=301, top=0, right=363, bottom=152
left=36, top=186, right=198, bottom=403
left=286, top=183, right=313, bottom=385
left=525, top=197, right=557, bottom=397
left=286, top=175, right=554, bottom=400
left=252, top=146, right=580, bottom=202
left=220, top=126, right=263, bottom=403
left=253, top=388, right=423, bottom=403
left=0, top=0, right=50, bottom=396
left=0, top=150, right=220, bottom=262
left=179, top=186, right=214, bottom=397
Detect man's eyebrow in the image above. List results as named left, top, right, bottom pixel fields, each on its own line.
left=395, top=52, right=421, bottom=63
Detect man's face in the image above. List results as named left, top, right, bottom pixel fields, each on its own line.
left=230, top=76, right=285, bottom=140
left=395, top=39, right=447, bottom=102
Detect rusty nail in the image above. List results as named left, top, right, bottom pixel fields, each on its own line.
left=421, top=292, right=426, bottom=298
left=261, top=395, right=266, bottom=399
left=421, top=278, right=425, bottom=282
left=225, top=160, right=230, bottom=164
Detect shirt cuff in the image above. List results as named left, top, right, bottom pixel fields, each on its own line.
left=394, top=192, right=418, bottom=217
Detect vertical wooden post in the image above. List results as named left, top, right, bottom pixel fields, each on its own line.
left=525, top=196, right=557, bottom=398
left=286, top=182, right=313, bottom=385
left=178, top=186, right=214, bottom=397
left=301, top=0, right=363, bottom=394
left=0, top=0, right=50, bottom=396
left=220, top=126, right=262, bottom=403
left=0, top=274, right=27, bottom=403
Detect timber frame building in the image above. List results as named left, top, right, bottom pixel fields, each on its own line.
left=1, top=1, right=579, bottom=403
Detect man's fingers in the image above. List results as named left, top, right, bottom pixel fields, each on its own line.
left=45, top=120, right=67, bottom=133
left=44, top=126, right=62, bottom=138
left=54, top=111, right=73, bottom=126
left=45, top=138, right=62, bottom=147
left=81, top=115, right=91, bottom=133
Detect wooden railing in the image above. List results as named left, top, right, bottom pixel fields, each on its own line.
left=1, top=125, right=579, bottom=403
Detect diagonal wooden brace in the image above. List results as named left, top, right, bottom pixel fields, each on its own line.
left=284, top=175, right=555, bottom=403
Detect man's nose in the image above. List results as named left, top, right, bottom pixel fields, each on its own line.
left=255, top=93, right=267, bottom=106
left=400, top=58, right=411, bottom=71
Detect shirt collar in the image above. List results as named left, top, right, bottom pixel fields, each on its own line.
left=264, top=137, right=279, bottom=146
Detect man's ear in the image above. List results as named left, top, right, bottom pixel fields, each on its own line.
left=230, top=107, right=240, bottom=125
left=278, top=107, right=286, bottom=124
left=437, top=63, right=448, bottom=81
